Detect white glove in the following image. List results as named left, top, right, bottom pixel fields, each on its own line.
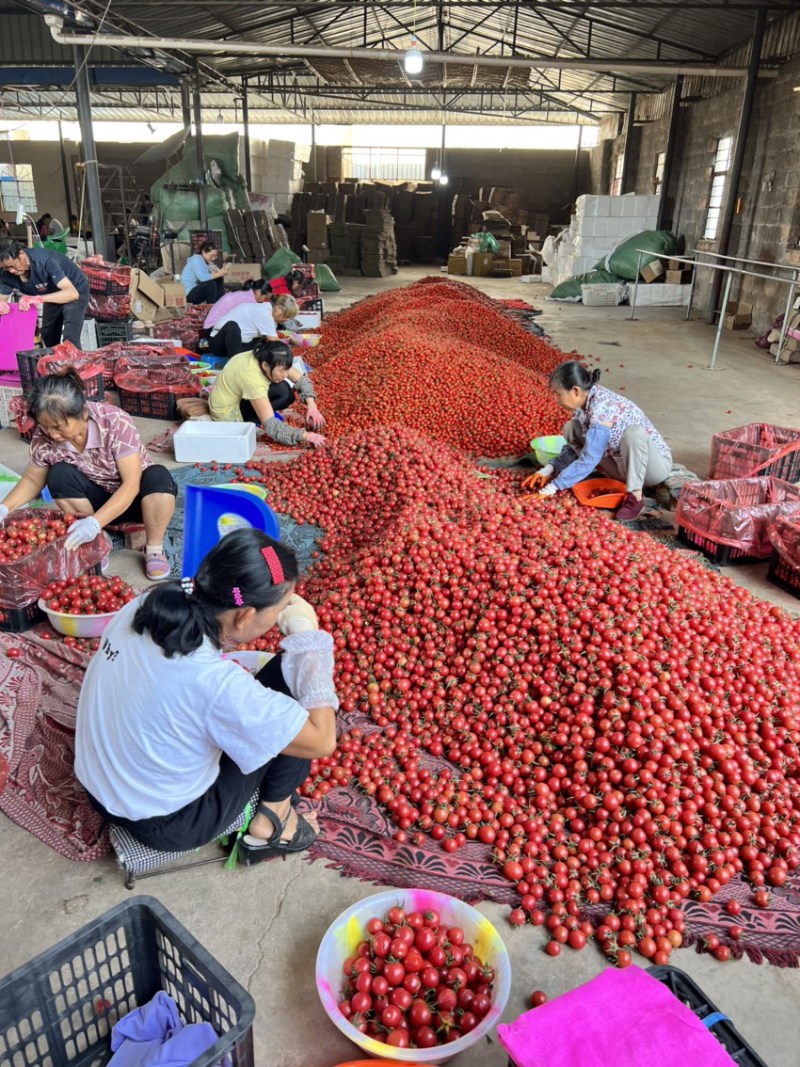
left=64, top=515, right=101, bottom=549
left=538, top=464, right=555, bottom=479
left=279, top=630, right=339, bottom=710
left=0, top=503, right=8, bottom=524
left=277, top=594, right=319, bottom=635
left=539, top=482, right=558, bottom=498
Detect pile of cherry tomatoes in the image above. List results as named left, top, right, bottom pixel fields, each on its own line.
left=0, top=512, right=76, bottom=563
left=43, top=574, right=135, bottom=615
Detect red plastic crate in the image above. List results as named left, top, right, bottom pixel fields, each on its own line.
left=709, top=423, right=800, bottom=481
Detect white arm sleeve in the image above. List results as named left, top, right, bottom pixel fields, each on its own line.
left=279, top=630, right=339, bottom=711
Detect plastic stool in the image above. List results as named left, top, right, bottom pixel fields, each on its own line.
left=181, top=484, right=280, bottom=578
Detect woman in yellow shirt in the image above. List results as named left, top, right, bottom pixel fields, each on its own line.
left=208, top=340, right=326, bottom=448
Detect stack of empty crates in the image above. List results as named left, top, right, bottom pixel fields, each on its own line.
left=553, top=195, right=661, bottom=286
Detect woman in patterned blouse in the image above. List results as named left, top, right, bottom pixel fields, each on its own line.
left=524, top=361, right=672, bottom=522
left=0, top=370, right=177, bottom=580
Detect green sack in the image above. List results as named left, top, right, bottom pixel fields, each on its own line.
left=265, top=247, right=302, bottom=279
left=470, top=232, right=499, bottom=254
left=314, top=263, right=342, bottom=292
left=594, top=230, right=677, bottom=281
left=549, top=270, right=624, bottom=302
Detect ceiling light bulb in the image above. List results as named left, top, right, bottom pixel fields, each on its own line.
left=216, top=111, right=224, bottom=123
left=438, top=174, right=449, bottom=186
left=431, top=164, right=442, bottom=181
left=404, top=40, right=424, bottom=76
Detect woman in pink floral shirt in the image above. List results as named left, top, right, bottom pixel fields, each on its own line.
left=525, top=361, right=672, bottom=521
left=0, top=371, right=177, bottom=579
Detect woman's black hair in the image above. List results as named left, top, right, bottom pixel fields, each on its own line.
left=243, top=278, right=266, bottom=293
left=199, top=241, right=217, bottom=254
left=132, top=529, right=298, bottom=658
left=286, top=269, right=305, bottom=287
left=254, top=339, right=293, bottom=376
left=0, top=237, right=25, bottom=262
left=27, top=369, right=87, bottom=423
left=549, top=361, right=601, bottom=392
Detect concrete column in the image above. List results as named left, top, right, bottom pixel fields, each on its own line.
left=708, top=8, right=767, bottom=322
left=241, top=77, right=252, bottom=193
left=657, top=76, right=682, bottom=231
left=73, top=45, right=106, bottom=253
left=619, top=93, right=637, bottom=195
left=192, top=69, right=208, bottom=228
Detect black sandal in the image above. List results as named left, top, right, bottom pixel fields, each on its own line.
left=239, top=801, right=318, bottom=865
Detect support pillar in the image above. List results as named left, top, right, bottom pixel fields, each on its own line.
left=708, top=8, right=766, bottom=322
left=192, top=68, right=208, bottom=229
left=180, top=80, right=192, bottom=131
left=57, top=118, right=73, bottom=222
left=656, top=76, right=682, bottom=231
left=73, top=45, right=106, bottom=254
left=619, top=92, right=637, bottom=195
left=241, top=76, right=252, bottom=193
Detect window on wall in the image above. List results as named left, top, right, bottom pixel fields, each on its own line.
left=653, top=152, right=666, bottom=196
left=703, top=136, right=733, bottom=240
left=0, top=163, right=37, bottom=213
left=342, top=147, right=426, bottom=181
left=609, top=154, right=624, bottom=197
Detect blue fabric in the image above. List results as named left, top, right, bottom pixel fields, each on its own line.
left=0, top=246, right=89, bottom=297
left=552, top=424, right=611, bottom=490
left=108, top=991, right=219, bottom=1066
left=181, top=254, right=213, bottom=293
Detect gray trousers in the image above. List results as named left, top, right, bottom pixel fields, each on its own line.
left=564, top=420, right=672, bottom=492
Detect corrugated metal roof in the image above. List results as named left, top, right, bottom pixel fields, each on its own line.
left=2, top=2, right=799, bottom=124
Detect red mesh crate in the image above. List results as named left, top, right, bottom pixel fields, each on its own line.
left=116, top=365, right=200, bottom=420
left=78, top=256, right=132, bottom=295
left=675, top=477, right=800, bottom=564
left=709, top=423, right=800, bottom=481
left=767, top=514, right=800, bottom=598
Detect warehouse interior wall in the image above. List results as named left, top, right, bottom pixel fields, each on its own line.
left=586, top=55, right=800, bottom=335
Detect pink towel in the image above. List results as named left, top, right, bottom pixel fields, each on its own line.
left=497, top=967, right=736, bottom=1067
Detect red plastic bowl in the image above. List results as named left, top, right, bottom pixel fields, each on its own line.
left=572, top=478, right=627, bottom=509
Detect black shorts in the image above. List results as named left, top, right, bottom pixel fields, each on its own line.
left=46, top=462, right=177, bottom=522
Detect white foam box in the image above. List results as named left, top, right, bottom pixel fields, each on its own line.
left=173, top=421, right=256, bottom=464
left=634, top=283, right=691, bottom=307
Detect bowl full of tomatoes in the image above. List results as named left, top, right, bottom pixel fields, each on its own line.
left=316, top=889, right=511, bottom=1064
left=39, top=574, right=136, bottom=638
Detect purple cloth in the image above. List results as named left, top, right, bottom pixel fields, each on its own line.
left=497, top=967, right=736, bottom=1067
left=109, top=991, right=220, bottom=1066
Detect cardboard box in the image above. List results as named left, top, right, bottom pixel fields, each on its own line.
left=157, top=280, right=186, bottom=309
left=305, top=247, right=330, bottom=265
left=129, top=269, right=173, bottom=324
left=640, top=259, right=665, bottom=283
left=508, top=258, right=523, bottom=277
left=495, top=239, right=512, bottom=259
left=665, top=269, right=691, bottom=285
left=721, top=301, right=753, bottom=330
left=306, top=211, right=331, bottom=248
left=224, top=263, right=262, bottom=286
left=668, top=259, right=683, bottom=272
left=472, top=252, right=494, bottom=277
left=447, top=254, right=468, bottom=276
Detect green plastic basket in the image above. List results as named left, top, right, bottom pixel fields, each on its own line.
left=530, top=434, right=566, bottom=466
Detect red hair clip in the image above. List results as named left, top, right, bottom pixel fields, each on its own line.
left=261, top=546, right=284, bottom=584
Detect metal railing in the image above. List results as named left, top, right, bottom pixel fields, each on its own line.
left=628, top=248, right=800, bottom=369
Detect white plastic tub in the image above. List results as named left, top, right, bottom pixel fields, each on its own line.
left=173, top=421, right=256, bottom=463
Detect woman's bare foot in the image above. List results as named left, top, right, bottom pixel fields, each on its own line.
left=247, top=797, right=320, bottom=844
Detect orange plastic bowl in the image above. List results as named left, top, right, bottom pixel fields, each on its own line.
left=572, top=477, right=627, bottom=509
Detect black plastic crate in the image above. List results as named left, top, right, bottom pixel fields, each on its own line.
left=676, top=525, right=760, bottom=566
left=0, top=895, right=255, bottom=1067
left=95, top=320, right=134, bottom=346
left=0, top=598, right=44, bottom=633
left=648, top=965, right=767, bottom=1066
left=117, top=387, right=186, bottom=420
left=767, top=548, right=800, bottom=600
left=297, top=295, right=323, bottom=316
left=16, top=347, right=104, bottom=402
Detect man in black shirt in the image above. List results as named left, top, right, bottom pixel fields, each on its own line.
left=0, top=238, right=90, bottom=347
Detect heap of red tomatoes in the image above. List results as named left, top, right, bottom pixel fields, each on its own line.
left=0, top=512, right=75, bottom=563
left=311, top=278, right=565, bottom=457
left=43, top=574, right=135, bottom=615
left=234, top=403, right=800, bottom=966
left=339, top=904, right=495, bottom=1049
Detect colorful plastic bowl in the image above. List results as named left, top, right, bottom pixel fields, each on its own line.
left=572, top=477, right=628, bottom=509
left=37, top=599, right=118, bottom=638
left=316, top=889, right=511, bottom=1064
left=530, top=434, right=566, bottom=466
left=189, top=362, right=212, bottom=374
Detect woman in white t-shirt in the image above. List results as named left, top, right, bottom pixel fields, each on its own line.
left=207, top=292, right=299, bottom=360
left=74, top=528, right=337, bottom=863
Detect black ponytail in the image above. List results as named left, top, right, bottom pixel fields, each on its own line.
left=132, top=529, right=298, bottom=658
left=549, top=361, right=600, bottom=392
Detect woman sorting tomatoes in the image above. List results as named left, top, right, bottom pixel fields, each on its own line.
left=208, top=339, right=326, bottom=449
left=207, top=292, right=299, bottom=361
left=524, top=361, right=672, bottom=521
left=0, top=371, right=177, bottom=580
left=74, top=529, right=337, bottom=860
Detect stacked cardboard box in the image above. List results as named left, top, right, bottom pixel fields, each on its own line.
left=222, top=209, right=279, bottom=264
left=327, top=222, right=349, bottom=276
left=361, top=210, right=398, bottom=278
left=553, top=194, right=661, bottom=286
left=343, top=223, right=365, bottom=275
left=249, top=139, right=309, bottom=213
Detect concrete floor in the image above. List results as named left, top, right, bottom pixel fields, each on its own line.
left=1, top=266, right=799, bottom=1066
